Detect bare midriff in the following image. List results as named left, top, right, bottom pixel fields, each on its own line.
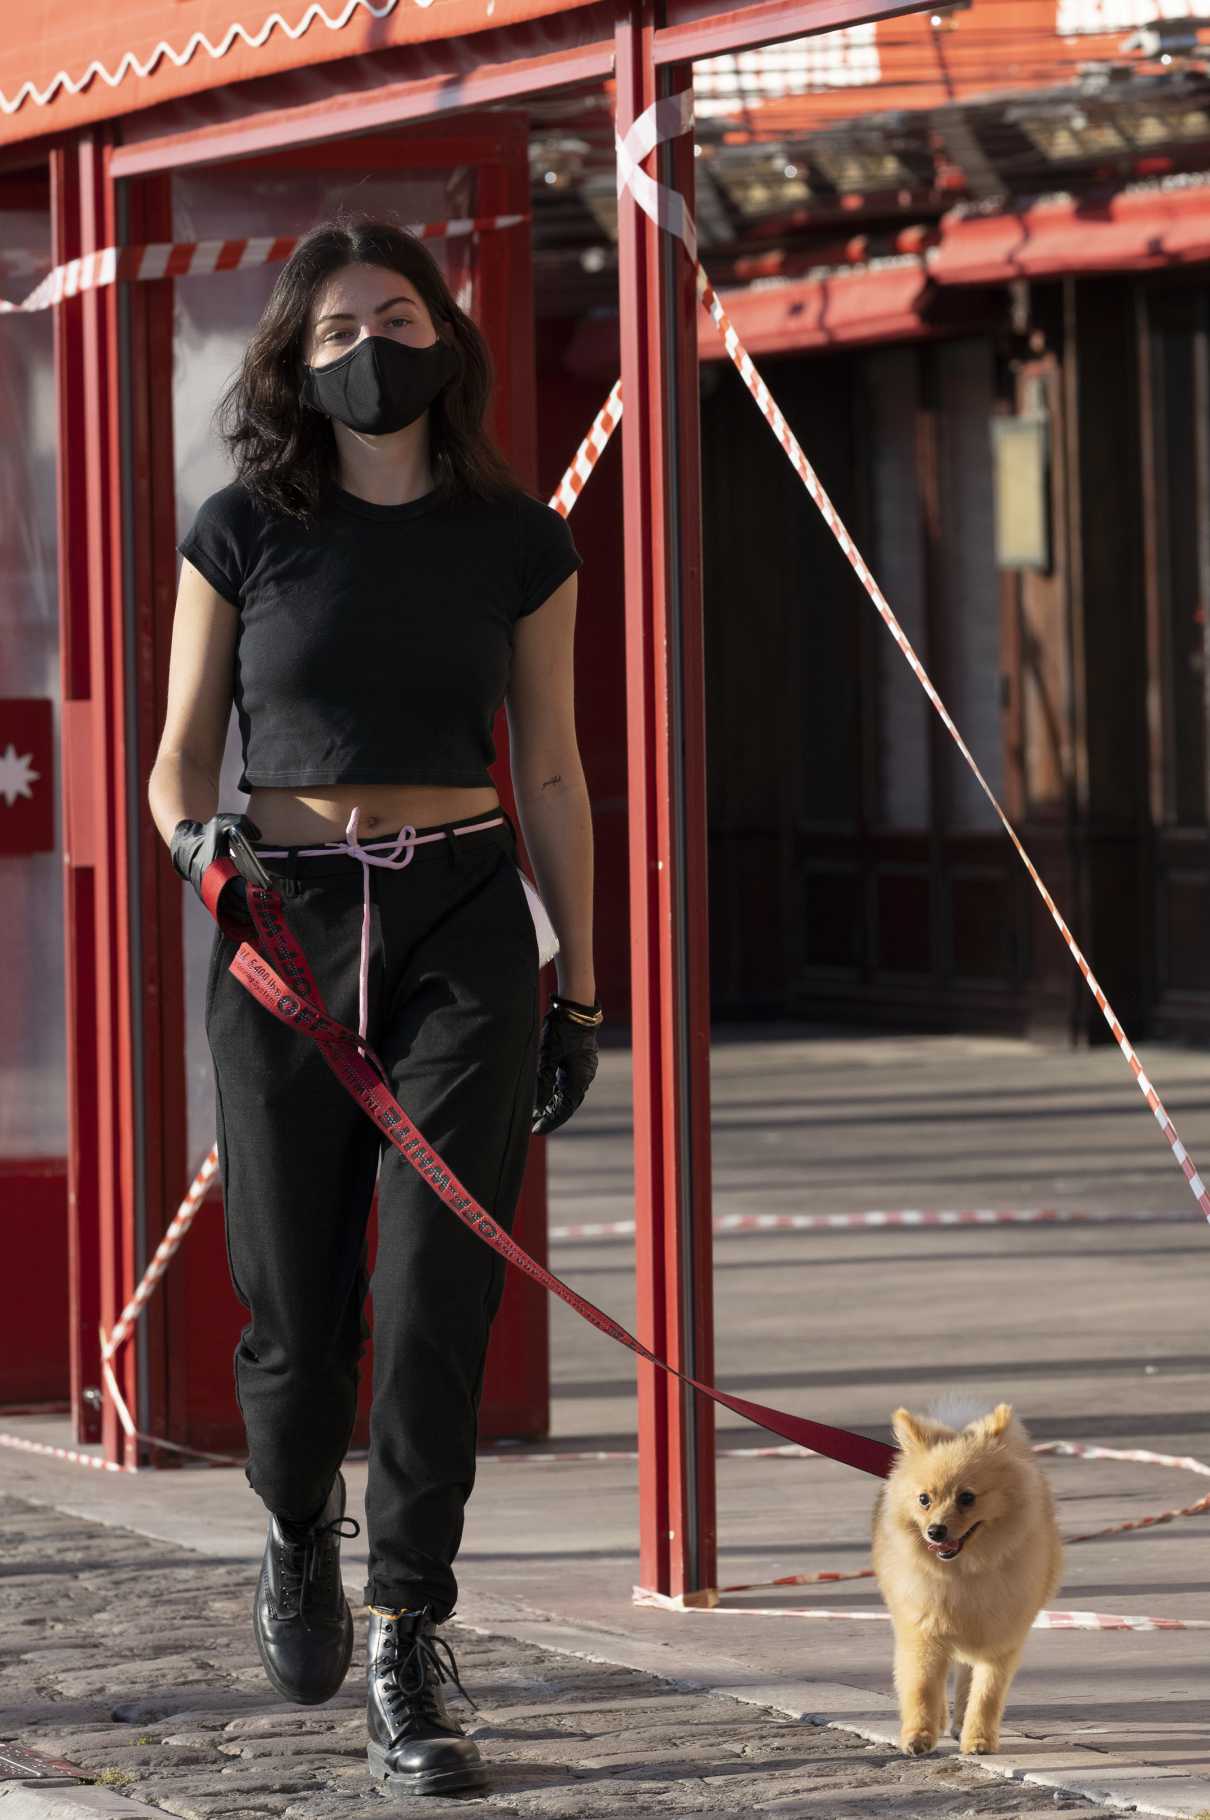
left=244, top=782, right=502, bottom=845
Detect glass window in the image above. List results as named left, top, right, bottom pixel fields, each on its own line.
left=1152, top=311, right=1206, bottom=828
left=171, top=166, right=472, bottom=1168
left=0, top=207, right=63, bottom=1157
left=863, top=347, right=930, bottom=831
left=935, top=338, right=1003, bottom=832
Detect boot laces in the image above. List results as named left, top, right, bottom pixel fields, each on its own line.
left=277, top=1514, right=360, bottom=1621
left=378, top=1618, right=479, bottom=1723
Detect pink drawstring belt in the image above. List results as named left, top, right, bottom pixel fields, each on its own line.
left=253, top=805, right=505, bottom=1044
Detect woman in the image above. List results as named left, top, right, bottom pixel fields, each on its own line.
left=146, top=216, right=600, bottom=1799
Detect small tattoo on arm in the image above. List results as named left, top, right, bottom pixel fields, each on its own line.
left=540, top=774, right=563, bottom=791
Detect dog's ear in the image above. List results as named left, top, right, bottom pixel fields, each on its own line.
left=892, top=1407, right=949, bottom=1450
left=968, top=1402, right=1016, bottom=1441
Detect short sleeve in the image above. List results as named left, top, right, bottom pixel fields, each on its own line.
left=515, top=492, right=583, bottom=620
left=177, top=484, right=252, bottom=609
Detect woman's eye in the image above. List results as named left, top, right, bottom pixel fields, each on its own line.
left=958, top=1490, right=976, bottom=1508
left=918, top=1493, right=930, bottom=1508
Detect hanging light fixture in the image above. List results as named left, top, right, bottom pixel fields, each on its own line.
left=991, top=380, right=1051, bottom=572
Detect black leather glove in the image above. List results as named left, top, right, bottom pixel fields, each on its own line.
left=170, top=812, right=262, bottom=929
left=532, top=996, right=602, bottom=1136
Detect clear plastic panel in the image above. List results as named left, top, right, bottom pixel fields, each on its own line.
left=864, top=346, right=930, bottom=832
left=171, top=167, right=473, bottom=1171
left=935, top=338, right=1003, bottom=832
left=0, top=209, right=63, bottom=1157
left=864, top=340, right=1003, bottom=835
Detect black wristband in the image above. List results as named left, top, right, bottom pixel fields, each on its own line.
left=552, top=995, right=603, bottom=1027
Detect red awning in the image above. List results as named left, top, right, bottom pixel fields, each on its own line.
left=565, top=265, right=988, bottom=374
left=700, top=265, right=933, bottom=354
left=930, top=183, right=1210, bottom=282
left=0, top=0, right=600, bottom=150
left=564, top=179, right=1210, bottom=372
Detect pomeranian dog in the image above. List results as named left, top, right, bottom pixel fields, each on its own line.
left=871, top=1401, right=1062, bottom=1758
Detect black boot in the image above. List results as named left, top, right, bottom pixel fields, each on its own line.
left=366, top=1606, right=488, bottom=1796
left=253, top=1468, right=359, bottom=1705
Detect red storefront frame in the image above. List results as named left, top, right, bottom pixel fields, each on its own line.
left=51, top=114, right=549, bottom=1461
left=30, top=0, right=928, bottom=1605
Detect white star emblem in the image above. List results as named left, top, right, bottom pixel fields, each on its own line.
left=0, top=743, right=40, bottom=807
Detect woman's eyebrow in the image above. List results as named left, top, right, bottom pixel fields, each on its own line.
left=314, top=295, right=418, bottom=329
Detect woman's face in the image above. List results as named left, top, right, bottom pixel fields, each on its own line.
left=305, top=261, right=440, bottom=368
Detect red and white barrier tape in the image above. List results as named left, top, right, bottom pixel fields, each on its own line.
left=612, top=87, right=1210, bottom=1226
left=1037, top=1441, right=1210, bottom=1544
left=549, top=380, right=623, bottom=517
left=0, top=1432, right=811, bottom=1476
left=1033, top=1609, right=1209, bottom=1631
left=1037, top=1440, right=1210, bottom=1478
left=616, top=91, right=698, bottom=264
left=99, top=1328, right=136, bottom=1443
left=636, top=1441, right=1210, bottom=1630
left=104, top=1152, right=220, bottom=1358
left=77, top=1322, right=244, bottom=1469
left=709, top=1444, right=1210, bottom=1595
left=549, top=1207, right=1188, bottom=1242
left=0, top=1176, right=225, bottom=1469
left=0, top=215, right=525, bottom=316
left=634, top=1591, right=1210, bottom=1632
left=0, top=1432, right=126, bottom=1473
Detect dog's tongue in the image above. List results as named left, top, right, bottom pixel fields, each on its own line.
left=927, top=1521, right=980, bottom=1561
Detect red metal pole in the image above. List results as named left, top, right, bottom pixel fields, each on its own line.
left=52, top=144, right=102, bottom=1447
left=123, top=171, right=185, bottom=1457
left=615, top=0, right=717, bottom=1601
left=479, top=118, right=553, bottom=1440
left=477, top=115, right=539, bottom=488
left=61, top=128, right=141, bottom=1467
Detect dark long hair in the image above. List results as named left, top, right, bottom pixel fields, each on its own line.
left=216, top=214, right=518, bottom=521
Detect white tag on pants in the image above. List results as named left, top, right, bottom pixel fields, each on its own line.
left=517, top=867, right=560, bottom=969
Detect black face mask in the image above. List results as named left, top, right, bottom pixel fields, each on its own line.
left=301, top=334, right=458, bottom=436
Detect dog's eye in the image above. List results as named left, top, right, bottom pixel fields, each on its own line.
left=918, top=1493, right=930, bottom=1508
left=957, top=1490, right=976, bottom=1508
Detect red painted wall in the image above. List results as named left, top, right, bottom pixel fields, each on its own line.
left=0, top=1161, right=70, bottom=1405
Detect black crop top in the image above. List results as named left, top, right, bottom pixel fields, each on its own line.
left=176, top=477, right=582, bottom=793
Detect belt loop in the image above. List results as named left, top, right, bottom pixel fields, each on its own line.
left=444, top=827, right=458, bottom=868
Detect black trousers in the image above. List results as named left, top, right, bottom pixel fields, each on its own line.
left=204, top=809, right=540, bottom=1619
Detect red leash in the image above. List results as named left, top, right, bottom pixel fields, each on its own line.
left=202, top=856, right=895, bottom=1481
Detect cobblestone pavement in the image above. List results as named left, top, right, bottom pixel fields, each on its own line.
left=0, top=1496, right=1103, bottom=1820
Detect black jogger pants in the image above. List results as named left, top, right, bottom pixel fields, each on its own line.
left=204, top=809, right=540, bottom=1619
